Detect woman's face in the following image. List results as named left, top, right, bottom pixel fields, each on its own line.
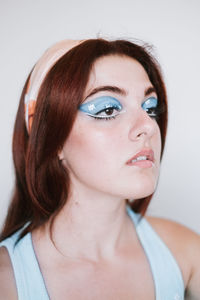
left=59, top=55, right=162, bottom=200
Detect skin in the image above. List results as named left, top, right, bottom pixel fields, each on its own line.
left=60, top=55, right=161, bottom=201
left=0, top=55, right=200, bottom=299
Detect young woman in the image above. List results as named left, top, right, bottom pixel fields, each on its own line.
left=0, top=39, right=199, bottom=300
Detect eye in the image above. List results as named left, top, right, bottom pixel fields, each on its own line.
left=141, top=97, right=159, bottom=119
left=93, top=106, right=121, bottom=120
left=104, top=108, right=114, bottom=115
left=79, top=96, right=123, bottom=120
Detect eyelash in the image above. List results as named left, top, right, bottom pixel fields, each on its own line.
left=85, top=105, right=121, bottom=121
left=92, top=107, right=121, bottom=120
left=92, top=108, right=164, bottom=122
left=144, top=105, right=165, bottom=120
left=85, top=99, right=165, bottom=121
left=92, top=107, right=162, bottom=121
left=93, top=115, right=117, bottom=121
left=146, top=108, right=159, bottom=119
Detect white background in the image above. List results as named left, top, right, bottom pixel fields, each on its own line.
left=0, top=0, right=199, bottom=233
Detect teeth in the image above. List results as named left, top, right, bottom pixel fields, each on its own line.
left=131, top=156, right=147, bottom=163
left=137, top=155, right=147, bottom=161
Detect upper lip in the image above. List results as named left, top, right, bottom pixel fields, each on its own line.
left=126, top=149, right=155, bottom=164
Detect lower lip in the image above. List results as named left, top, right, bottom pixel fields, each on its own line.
left=127, top=160, right=154, bottom=168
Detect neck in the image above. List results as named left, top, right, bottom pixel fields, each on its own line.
left=47, top=186, right=133, bottom=262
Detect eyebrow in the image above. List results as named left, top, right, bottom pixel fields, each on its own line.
left=84, top=85, right=156, bottom=101
left=144, top=86, right=157, bottom=97
left=85, top=85, right=127, bottom=100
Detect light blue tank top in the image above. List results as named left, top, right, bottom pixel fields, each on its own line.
left=0, top=206, right=185, bottom=300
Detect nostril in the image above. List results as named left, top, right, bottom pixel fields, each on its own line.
left=128, top=110, right=158, bottom=141
left=136, top=132, right=147, bottom=138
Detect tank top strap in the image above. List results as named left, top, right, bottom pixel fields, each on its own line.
left=0, top=230, right=49, bottom=300
left=1, top=208, right=185, bottom=300
left=126, top=205, right=185, bottom=300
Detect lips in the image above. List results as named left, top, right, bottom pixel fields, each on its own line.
left=126, top=149, right=155, bottom=166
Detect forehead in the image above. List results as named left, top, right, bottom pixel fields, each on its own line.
left=85, top=55, right=152, bottom=96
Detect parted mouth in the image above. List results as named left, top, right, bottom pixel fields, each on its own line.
left=126, top=149, right=154, bottom=165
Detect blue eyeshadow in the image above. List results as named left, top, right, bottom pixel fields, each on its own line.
left=142, top=97, right=158, bottom=110
left=79, top=96, right=123, bottom=116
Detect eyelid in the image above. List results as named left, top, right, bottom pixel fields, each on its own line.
left=79, top=96, right=123, bottom=116
left=83, top=111, right=122, bottom=119
left=142, top=96, right=158, bottom=109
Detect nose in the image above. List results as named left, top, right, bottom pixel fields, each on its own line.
left=128, top=109, right=158, bottom=142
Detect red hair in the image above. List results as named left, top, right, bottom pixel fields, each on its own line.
left=0, top=39, right=168, bottom=241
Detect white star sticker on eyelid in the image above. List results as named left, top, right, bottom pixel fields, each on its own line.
left=88, top=104, right=95, bottom=111
left=105, top=104, right=111, bottom=108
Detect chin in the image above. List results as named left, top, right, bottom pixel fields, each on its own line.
left=123, top=178, right=157, bottom=200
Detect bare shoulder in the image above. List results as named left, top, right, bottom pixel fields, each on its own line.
left=146, top=216, right=200, bottom=299
left=0, top=247, right=18, bottom=300
left=146, top=215, right=200, bottom=248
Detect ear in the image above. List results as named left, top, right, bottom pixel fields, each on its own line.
left=58, top=149, right=65, bottom=161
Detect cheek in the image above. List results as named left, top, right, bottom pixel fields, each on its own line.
left=155, top=126, right=162, bottom=159
left=60, top=119, right=162, bottom=199
left=62, top=123, right=120, bottom=171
